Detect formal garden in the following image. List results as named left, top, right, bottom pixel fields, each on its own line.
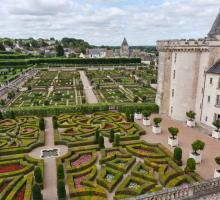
left=54, top=112, right=201, bottom=200
left=10, top=70, right=86, bottom=107
left=0, top=116, right=44, bottom=200
left=86, top=69, right=156, bottom=103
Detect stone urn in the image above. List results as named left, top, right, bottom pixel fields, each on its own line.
left=168, top=137, right=178, bottom=147
left=189, top=152, right=202, bottom=164
left=214, top=169, right=220, bottom=178
left=212, top=130, right=220, bottom=139
left=143, top=118, right=151, bottom=126
left=134, top=113, right=142, bottom=120
left=187, top=120, right=195, bottom=128
left=152, top=126, right=161, bottom=134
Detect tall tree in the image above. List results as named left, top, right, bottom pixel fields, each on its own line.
left=56, top=44, right=64, bottom=57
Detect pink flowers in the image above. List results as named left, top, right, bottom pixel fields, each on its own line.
left=74, top=174, right=89, bottom=189
left=71, top=154, right=92, bottom=167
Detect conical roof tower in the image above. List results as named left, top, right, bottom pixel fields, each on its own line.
left=208, top=10, right=220, bottom=40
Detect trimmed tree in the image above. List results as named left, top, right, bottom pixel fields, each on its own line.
left=57, top=164, right=65, bottom=180
left=173, top=147, right=182, bottom=166
left=109, top=128, right=115, bottom=143
left=53, top=116, right=58, bottom=129
left=185, top=158, right=196, bottom=172
left=113, top=134, right=120, bottom=147
left=39, top=118, right=45, bottom=131
left=98, top=134, right=105, bottom=149
left=57, top=180, right=66, bottom=200
left=95, top=129, right=100, bottom=144
left=34, top=167, right=43, bottom=184
left=186, top=111, right=196, bottom=121
left=168, top=127, right=179, bottom=139
left=153, top=117, right=162, bottom=127
left=192, top=140, right=205, bottom=155
left=142, top=110, right=151, bottom=120
left=213, top=120, right=220, bottom=132
left=32, top=184, right=42, bottom=200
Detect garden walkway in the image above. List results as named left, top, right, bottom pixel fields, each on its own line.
left=135, top=114, right=220, bottom=180
left=79, top=71, right=98, bottom=104
left=28, top=117, right=68, bottom=200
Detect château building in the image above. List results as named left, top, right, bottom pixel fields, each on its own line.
left=156, top=11, right=220, bottom=128
left=120, top=37, right=130, bottom=57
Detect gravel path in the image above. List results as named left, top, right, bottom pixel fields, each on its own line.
left=28, top=117, right=68, bottom=200
left=79, top=70, right=98, bottom=104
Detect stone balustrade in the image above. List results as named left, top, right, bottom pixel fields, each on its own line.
left=125, top=177, right=220, bottom=200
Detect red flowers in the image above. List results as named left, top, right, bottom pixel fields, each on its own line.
left=15, top=185, right=25, bottom=200
left=71, top=154, right=92, bottom=167
left=0, top=164, right=23, bottom=173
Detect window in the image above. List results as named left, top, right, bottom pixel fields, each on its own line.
left=216, top=95, right=220, bottom=106
left=210, top=78, right=213, bottom=84
left=218, top=78, right=220, bottom=88
left=172, top=89, right=174, bottom=97
left=208, top=96, right=210, bottom=103
left=173, top=70, right=176, bottom=79
left=205, top=116, right=208, bottom=122
left=214, top=113, right=220, bottom=121
left=174, top=53, right=177, bottom=63
left=171, top=106, right=173, bottom=114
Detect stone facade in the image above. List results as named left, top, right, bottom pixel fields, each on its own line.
left=156, top=12, right=220, bottom=128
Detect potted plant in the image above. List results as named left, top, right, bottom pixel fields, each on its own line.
left=168, top=127, right=179, bottom=147
left=152, top=117, right=162, bottom=134
left=134, top=108, right=142, bottom=120
left=142, top=110, right=151, bottom=126
left=186, top=111, right=196, bottom=127
left=189, top=140, right=205, bottom=164
left=214, top=156, right=220, bottom=178
left=212, top=120, right=220, bottom=139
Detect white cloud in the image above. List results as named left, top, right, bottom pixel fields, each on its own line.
left=0, top=0, right=219, bottom=45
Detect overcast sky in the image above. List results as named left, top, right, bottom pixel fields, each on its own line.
left=0, top=0, right=219, bottom=46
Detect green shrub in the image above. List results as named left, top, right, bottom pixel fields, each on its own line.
left=114, top=134, right=120, bottom=147
left=32, top=184, right=42, bottom=200
left=192, top=140, right=205, bottom=155
left=215, top=156, right=220, bottom=166
left=95, top=129, right=100, bottom=144
left=57, top=164, right=65, bottom=180
left=173, top=147, right=182, bottom=166
left=213, top=120, right=220, bottom=131
left=185, top=158, right=196, bottom=172
left=109, top=128, right=115, bottom=143
left=168, top=127, right=179, bottom=139
left=153, top=117, right=162, bottom=127
left=142, top=110, right=151, bottom=119
left=98, top=135, right=105, bottom=149
left=39, top=118, right=45, bottom=131
left=53, top=116, right=58, bottom=129
left=57, top=180, right=66, bottom=200
left=34, top=167, right=43, bottom=184
left=186, top=111, right=196, bottom=121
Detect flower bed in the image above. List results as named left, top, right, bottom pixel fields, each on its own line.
left=0, top=164, right=23, bottom=173
left=15, top=185, right=26, bottom=200
left=71, top=154, right=92, bottom=167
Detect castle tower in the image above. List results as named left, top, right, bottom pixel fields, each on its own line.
left=120, top=37, right=130, bottom=57
left=156, top=11, right=220, bottom=126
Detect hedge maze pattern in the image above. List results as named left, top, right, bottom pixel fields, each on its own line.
left=56, top=112, right=198, bottom=200
left=0, top=117, right=44, bottom=200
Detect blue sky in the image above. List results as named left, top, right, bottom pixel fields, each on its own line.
left=0, top=0, right=219, bottom=46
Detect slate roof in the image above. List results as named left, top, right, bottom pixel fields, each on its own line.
left=121, top=37, right=128, bottom=46
left=208, top=11, right=220, bottom=37
left=207, top=60, right=220, bottom=74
